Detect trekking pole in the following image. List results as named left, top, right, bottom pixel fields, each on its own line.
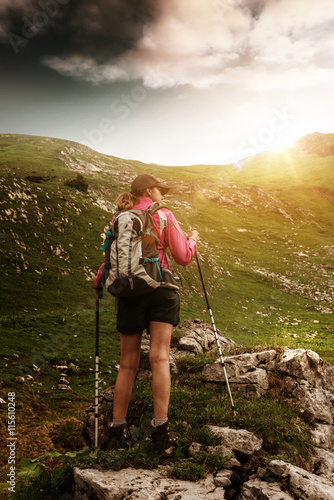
left=94, top=288, right=103, bottom=447
left=195, top=250, right=237, bottom=417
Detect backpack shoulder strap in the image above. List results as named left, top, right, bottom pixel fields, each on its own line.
left=145, top=202, right=163, bottom=215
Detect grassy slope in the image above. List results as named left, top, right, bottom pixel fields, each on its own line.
left=0, top=133, right=333, bottom=496
left=1, top=133, right=333, bottom=359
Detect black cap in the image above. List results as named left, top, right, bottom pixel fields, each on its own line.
left=131, top=174, right=171, bottom=196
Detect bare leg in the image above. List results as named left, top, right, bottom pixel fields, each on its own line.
left=149, top=321, right=173, bottom=419
left=113, top=332, right=142, bottom=420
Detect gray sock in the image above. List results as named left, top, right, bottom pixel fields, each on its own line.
left=154, top=417, right=168, bottom=427
left=112, top=419, right=126, bottom=427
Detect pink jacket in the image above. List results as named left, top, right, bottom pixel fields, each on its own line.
left=95, top=196, right=197, bottom=285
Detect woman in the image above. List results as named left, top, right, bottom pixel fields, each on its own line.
left=91, top=173, right=199, bottom=453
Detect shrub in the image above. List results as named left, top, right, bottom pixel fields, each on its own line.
left=64, top=174, right=88, bottom=193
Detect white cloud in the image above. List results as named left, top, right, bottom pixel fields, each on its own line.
left=41, top=0, right=334, bottom=94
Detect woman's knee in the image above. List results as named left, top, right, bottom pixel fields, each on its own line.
left=119, top=355, right=140, bottom=374
left=149, top=350, right=169, bottom=368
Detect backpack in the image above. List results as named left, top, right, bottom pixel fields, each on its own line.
left=101, top=203, right=180, bottom=297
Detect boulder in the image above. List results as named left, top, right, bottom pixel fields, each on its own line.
left=266, top=460, right=334, bottom=500
left=312, top=422, right=334, bottom=452
left=188, top=442, right=241, bottom=468
left=73, top=466, right=227, bottom=499
left=179, top=336, right=203, bottom=353
left=277, top=349, right=334, bottom=389
left=202, top=350, right=277, bottom=399
left=239, top=477, right=294, bottom=499
left=287, top=379, right=334, bottom=424
left=178, top=319, right=236, bottom=352
left=206, top=426, right=262, bottom=456
left=213, top=469, right=233, bottom=488
left=313, top=447, right=334, bottom=484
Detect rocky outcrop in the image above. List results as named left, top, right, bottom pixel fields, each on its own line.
left=205, top=426, right=263, bottom=457
left=73, top=467, right=227, bottom=500
left=239, top=460, right=334, bottom=500
left=276, top=349, right=334, bottom=424
left=203, top=349, right=276, bottom=398
left=81, top=321, right=334, bottom=499
left=202, top=348, right=334, bottom=430
left=73, top=456, right=334, bottom=500
left=176, top=319, right=236, bottom=355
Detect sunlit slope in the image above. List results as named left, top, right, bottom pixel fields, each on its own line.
left=183, top=151, right=333, bottom=191
left=0, top=133, right=333, bottom=361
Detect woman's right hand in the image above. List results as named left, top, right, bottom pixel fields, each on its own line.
left=91, top=276, right=99, bottom=289
left=188, top=226, right=200, bottom=243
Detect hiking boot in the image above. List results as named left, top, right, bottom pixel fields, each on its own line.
left=151, top=419, right=177, bottom=454
left=104, top=423, right=133, bottom=450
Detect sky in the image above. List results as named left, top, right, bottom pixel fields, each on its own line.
left=1, top=0, right=334, bottom=166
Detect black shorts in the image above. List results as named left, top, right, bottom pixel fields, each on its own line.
left=117, top=287, right=180, bottom=334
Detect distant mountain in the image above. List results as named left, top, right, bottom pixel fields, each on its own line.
left=292, top=132, right=334, bottom=157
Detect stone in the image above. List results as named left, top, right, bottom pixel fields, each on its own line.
left=312, top=423, right=334, bottom=452
left=188, top=442, right=240, bottom=468
left=55, top=365, right=68, bottom=372
left=58, top=377, right=70, bottom=385
left=178, top=319, right=236, bottom=353
left=188, top=442, right=202, bottom=455
left=57, top=384, right=72, bottom=391
left=267, top=460, right=334, bottom=500
left=179, top=336, right=203, bottom=353
left=136, top=369, right=152, bottom=381
left=202, top=350, right=277, bottom=398
left=172, top=349, right=196, bottom=360
left=281, top=375, right=334, bottom=425
left=169, top=353, right=178, bottom=374
left=277, top=349, right=334, bottom=390
left=206, top=426, right=263, bottom=456
left=73, top=467, right=226, bottom=499
left=313, top=447, right=334, bottom=484
left=139, top=343, right=151, bottom=370
left=213, top=469, right=233, bottom=487
left=239, top=477, right=294, bottom=499
left=229, top=368, right=270, bottom=399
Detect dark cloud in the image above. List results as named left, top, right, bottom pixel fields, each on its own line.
left=1, top=0, right=161, bottom=60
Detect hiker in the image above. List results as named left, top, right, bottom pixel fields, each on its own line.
left=91, top=173, right=199, bottom=453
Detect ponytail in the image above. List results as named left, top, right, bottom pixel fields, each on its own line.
left=115, top=192, right=139, bottom=212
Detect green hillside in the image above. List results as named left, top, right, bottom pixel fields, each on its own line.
left=0, top=133, right=333, bottom=359
left=0, top=132, right=333, bottom=496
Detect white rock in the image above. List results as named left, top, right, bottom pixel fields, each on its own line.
left=179, top=336, right=203, bottom=353
left=73, top=467, right=226, bottom=499
left=214, top=469, right=233, bottom=487
left=277, top=349, right=334, bottom=390
left=313, top=447, right=334, bottom=484
left=206, top=426, right=262, bottom=456
left=312, top=423, right=334, bottom=452
left=267, top=460, right=334, bottom=500
left=239, top=477, right=294, bottom=499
